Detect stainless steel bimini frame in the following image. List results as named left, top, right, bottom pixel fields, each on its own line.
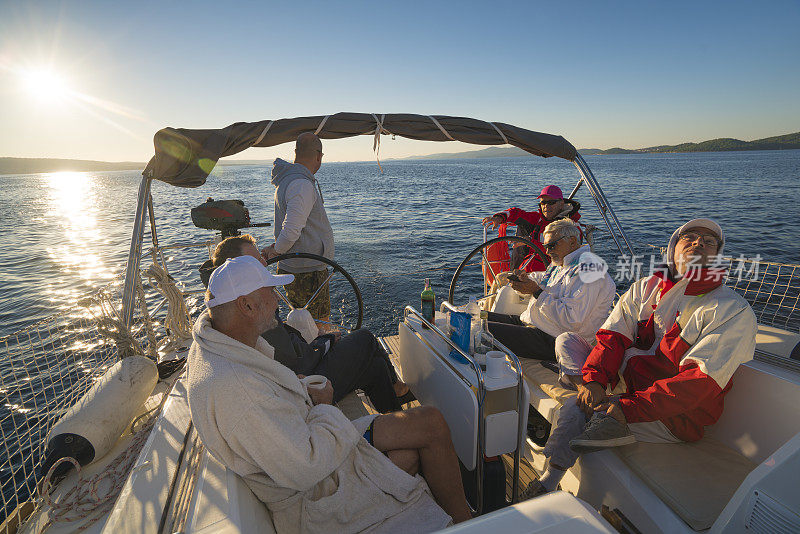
left=122, top=174, right=153, bottom=327
left=403, top=304, right=526, bottom=512
left=572, top=154, right=635, bottom=258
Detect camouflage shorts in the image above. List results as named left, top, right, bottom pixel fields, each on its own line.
left=277, top=268, right=331, bottom=320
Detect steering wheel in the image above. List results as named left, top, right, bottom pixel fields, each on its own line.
left=448, top=236, right=548, bottom=305
left=265, top=252, right=364, bottom=331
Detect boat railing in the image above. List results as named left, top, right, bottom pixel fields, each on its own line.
left=404, top=303, right=526, bottom=509
left=0, top=260, right=199, bottom=527
left=644, top=245, right=800, bottom=335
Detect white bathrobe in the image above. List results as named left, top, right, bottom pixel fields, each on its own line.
left=186, top=311, right=451, bottom=534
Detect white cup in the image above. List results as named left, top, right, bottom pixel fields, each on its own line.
left=486, top=351, right=507, bottom=379
left=300, top=375, right=328, bottom=390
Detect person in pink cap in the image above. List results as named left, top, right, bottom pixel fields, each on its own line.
left=483, top=185, right=582, bottom=271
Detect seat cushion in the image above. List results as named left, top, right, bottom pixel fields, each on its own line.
left=520, top=358, right=756, bottom=530
left=614, top=438, right=756, bottom=530
left=519, top=358, right=626, bottom=405
left=520, top=358, right=578, bottom=404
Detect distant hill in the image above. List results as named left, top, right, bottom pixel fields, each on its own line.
left=0, top=157, right=145, bottom=175
left=579, top=132, right=800, bottom=155
left=396, top=131, right=800, bottom=159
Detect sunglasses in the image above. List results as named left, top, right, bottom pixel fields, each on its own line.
left=542, top=235, right=567, bottom=250
left=539, top=199, right=561, bottom=206
left=678, top=232, right=719, bottom=248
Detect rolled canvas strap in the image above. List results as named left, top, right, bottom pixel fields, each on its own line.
left=428, top=115, right=455, bottom=141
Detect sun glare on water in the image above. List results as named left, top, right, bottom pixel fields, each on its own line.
left=21, top=68, right=71, bottom=103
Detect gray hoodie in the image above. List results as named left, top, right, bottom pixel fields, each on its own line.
left=271, top=158, right=334, bottom=273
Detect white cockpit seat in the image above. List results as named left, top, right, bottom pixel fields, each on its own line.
left=615, top=438, right=756, bottom=531
left=755, top=324, right=800, bottom=361
left=520, top=357, right=757, bottom=531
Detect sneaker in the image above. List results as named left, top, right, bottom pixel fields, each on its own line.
left=518, top=479, right=551, bottom=501
left=569, top=413, right=636, bottom=453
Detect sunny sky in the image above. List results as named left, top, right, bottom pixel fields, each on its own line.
left=1, top=0, right=798, bottom=162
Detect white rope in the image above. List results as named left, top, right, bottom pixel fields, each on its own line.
left=314, top=115, right=330, bottom=135
left=252, top=120, right=273, bottom=146
left=143, top=262, right=192, bottom=351
left=428, top=116, right=455, bottom=141
left=490, top=122, right=509, bottom=144
left=135, top=274, right=158, bottom=360
left=371, top=114, right=393, bottom=172
left=79, top=295, right=144, bottom=359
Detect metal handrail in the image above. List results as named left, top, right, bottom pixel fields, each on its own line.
left=409, top=302, right=526, bottom=505
left=403, top=305, right=485, bottom=514
left=121, top=175, right=152, bottom=327
left=573, top=154, right=635, bottom=258
left=440, top=300, right=526, bottom=503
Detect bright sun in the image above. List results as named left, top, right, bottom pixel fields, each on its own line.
left=21, top=68, right=70, bottom=103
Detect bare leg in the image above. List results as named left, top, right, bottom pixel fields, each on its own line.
left=372, top=406, right=471, bottom=523
left=393, top=380, right=410, bottom=396
left=386, top=448, right=419, bottom=476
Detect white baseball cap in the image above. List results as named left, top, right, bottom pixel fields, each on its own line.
left=205, top=255, right=294, bottom=308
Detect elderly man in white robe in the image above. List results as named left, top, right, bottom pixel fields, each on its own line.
left=186, top=256, right=471, bottom=534
left=488, top=218, right=616, bottom=373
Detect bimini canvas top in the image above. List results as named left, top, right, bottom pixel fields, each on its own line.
left=143, top=112, right=577, bottom=188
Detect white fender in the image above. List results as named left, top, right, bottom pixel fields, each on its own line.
left=41, top=356, right=158, bottom=479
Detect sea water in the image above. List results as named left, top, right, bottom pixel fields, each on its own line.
left=1, top=150, right=799, bottom=339
left=0, top=150, right=799, bottom=517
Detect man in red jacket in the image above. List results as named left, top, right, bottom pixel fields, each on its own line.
left=523, top=218, right=757, bottom=498
left=482, top=185, right=581, bottom=271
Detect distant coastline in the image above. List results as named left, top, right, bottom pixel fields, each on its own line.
left=0, top=157, right=265, bottom=176
left=396, top=131, right=800, bottom=160
left=0, top=157, right=145, bottom=175
left=578, top=131, right=800, bottom=156
left=2, top=131, right=799, bottom=174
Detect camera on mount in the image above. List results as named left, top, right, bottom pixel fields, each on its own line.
left=193, top=198, right=271, bottom=286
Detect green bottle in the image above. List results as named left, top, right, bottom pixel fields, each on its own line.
left=421, top=278, right=435, bottom=327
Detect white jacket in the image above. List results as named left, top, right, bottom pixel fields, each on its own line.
left=520, top=244, right=616, bottom=343
left=186, top=312, right=450, bottom=534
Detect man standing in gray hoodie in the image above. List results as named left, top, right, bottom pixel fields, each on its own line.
left=263, top=133, right=335, bottom=326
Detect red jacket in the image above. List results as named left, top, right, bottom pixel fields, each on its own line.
left=494, top=201, right=581, bottom=271
left=582, top=269, right=756, bottom=441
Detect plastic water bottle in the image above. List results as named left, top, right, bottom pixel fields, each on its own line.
left=473, top=310, right=489, bottom=355
left=465, top=296, right=480, bottom=353
left=421, top=278, right=435, bottom=327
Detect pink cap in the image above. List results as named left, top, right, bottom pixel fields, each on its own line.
left=538, top=185, right=563, bottom=200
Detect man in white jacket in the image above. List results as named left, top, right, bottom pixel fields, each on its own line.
left=487, top=218, right=616, bottom=361
left=523, top=218, right=757, bottom=498
left=187, top=256, right=471, bottom=533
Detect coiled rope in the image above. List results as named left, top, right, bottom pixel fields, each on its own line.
left=143, top=262, right=192, bottom=353
left=78, top=293, right=144, bottom=359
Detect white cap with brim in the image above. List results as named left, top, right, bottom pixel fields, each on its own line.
left=205, top=255, right=294, bottom=309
